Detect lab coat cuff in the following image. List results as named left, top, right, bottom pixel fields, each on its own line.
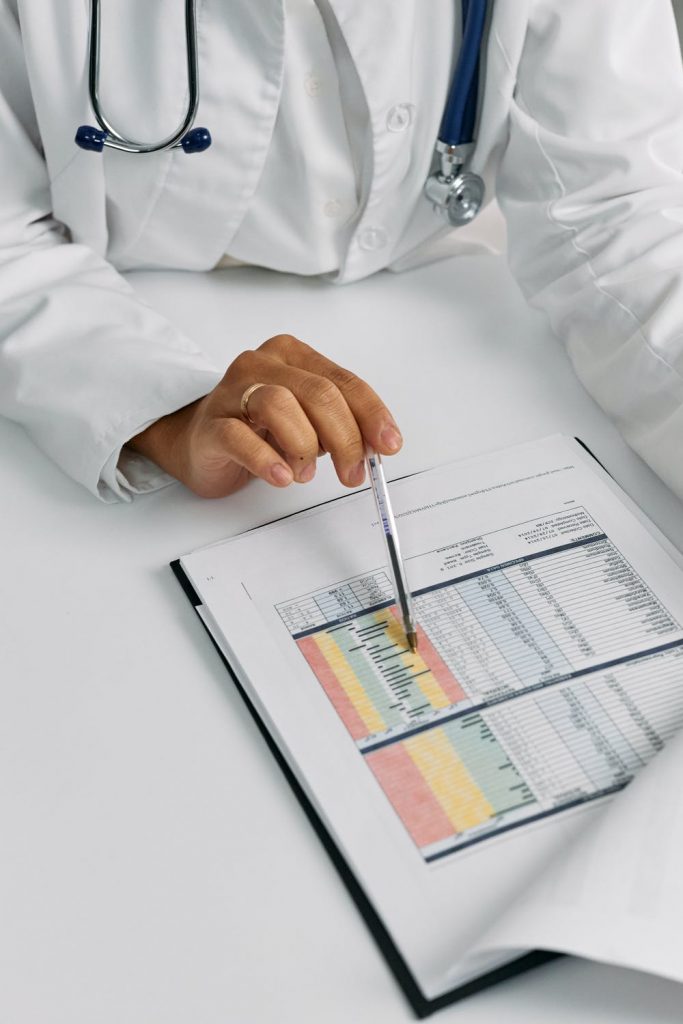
left=94, top=370, right=223, bottom=503
left=114, top=447, right=178, bottom=500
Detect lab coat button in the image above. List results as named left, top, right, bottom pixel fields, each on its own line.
left=386, top=103, right=414, bottom=132
left=357, top=226, right=389, bottom=251
left=304, top=73, right=322, bottom=97
left=323, top=199, right=343, bottom=218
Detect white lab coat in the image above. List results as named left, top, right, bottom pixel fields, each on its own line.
left=2, top=0, right=683, bottom=501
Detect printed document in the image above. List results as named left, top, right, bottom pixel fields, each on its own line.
left=177, top=436, right=683, bottom=1001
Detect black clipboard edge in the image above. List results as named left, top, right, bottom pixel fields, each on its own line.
left=170, top=558, right=560, bottom=1016
left=574, top=437, right=609, bottom=476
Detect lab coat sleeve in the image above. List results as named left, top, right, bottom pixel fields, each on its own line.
left=0, top=6, right=222, bottom=501
left=495, top=0, right=683, bottom=499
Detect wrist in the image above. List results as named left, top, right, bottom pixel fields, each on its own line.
left=127, top=400, right=200, bottom=480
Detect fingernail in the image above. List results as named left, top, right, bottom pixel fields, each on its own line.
left=348, top=461, right=365, bottom=487
left=298, top=462, right=316, bottom=483
left=270, top=463, right=293, bottom=486
left=380, top=425, right=402, bottom=453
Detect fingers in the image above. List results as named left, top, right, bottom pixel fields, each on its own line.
left=286, top=372, right=366, bottom=486
left=264, top=335, right=403, bottom=458
left=244, top=376, right=363, bottom=486
left=214, top=336, right=403, bottom=490
left=241, top=384, right=320, bottom=482
left=205, top=418, right=294, bottom=488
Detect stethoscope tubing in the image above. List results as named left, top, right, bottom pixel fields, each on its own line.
left=86, top=0, right=200, bottom=153
left=438, top=0, right=487, bottom=147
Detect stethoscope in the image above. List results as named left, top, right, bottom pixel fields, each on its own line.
left=75, top=0, right=487, bottom=225
left=75, top=0, right=211, bottom=154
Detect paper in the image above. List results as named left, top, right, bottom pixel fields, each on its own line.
left=467, top=709, right=683, bottom=982
left=179, top=436, right=683, bottom=1000
left=278, top=507, right=683, bottom=862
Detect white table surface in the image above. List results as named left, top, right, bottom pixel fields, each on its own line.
left=2, top=254, right=683, bottom=1024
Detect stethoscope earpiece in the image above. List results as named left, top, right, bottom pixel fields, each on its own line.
left=75, top=125, right=107, bottom=152
left=75, top=124, right=212, bottom=154
left=180, top=127, right=212, bottom=154
left=76, top=0, right=211, bottom=155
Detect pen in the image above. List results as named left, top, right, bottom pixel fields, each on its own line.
left=366, top=449, right=419, bottom=653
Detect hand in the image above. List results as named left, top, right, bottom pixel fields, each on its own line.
left=128, top=334, right=403, bottom=498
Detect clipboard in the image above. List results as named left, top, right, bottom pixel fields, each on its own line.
left=167, top=437, right=608, bottom=1013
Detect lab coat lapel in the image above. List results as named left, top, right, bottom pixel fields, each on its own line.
left=20, top=0, right=110, bottom=257
left=324, top=0, right=417, bottom=200
left=108, top=0, right=286, bottom=271
left=327, top=0, right=459, bottom=281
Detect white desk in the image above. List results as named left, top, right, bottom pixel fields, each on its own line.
left=2, top=255, right=683, bottom=1024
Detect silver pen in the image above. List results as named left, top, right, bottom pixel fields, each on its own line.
left=366, top=449, right=418, bottom=653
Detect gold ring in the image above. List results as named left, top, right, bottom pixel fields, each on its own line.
left=240, top=382, right=267, bottom=425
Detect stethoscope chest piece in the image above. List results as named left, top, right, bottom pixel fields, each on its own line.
left=444, top=172, right=485, bottom=226
left=425, top=164, right=485, bottom=227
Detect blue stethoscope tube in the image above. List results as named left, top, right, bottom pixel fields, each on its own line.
left=75, top=0, right=211, bottom=154
left=439, top=0, right=487, bottom=146
left=425, top=0, right=488, bottom=225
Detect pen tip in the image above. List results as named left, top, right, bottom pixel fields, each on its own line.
left=407, top=631, right=418, bottom=654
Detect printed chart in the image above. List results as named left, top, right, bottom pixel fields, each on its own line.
left=277, top=511, right=683, bottom=860
left=296, top=610, right=466, bottom=740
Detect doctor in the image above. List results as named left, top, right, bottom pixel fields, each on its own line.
left=1, top=1, right=683, bottom=502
